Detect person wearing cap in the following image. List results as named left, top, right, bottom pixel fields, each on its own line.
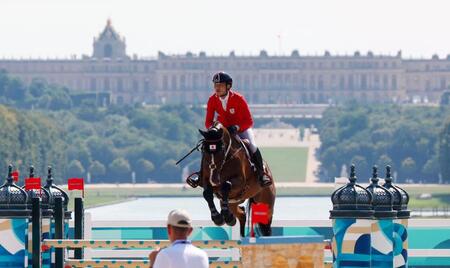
left=205, top=71, right=272, bottom=187
left=149, top=209, right=209, bottom=268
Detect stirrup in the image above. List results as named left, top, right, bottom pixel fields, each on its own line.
left=186, top=172, right=200, bottom=188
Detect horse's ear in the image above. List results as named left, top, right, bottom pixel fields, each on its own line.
left=198, top=129, right=207, bottom=137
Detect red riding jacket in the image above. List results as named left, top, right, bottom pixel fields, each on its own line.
left=205, top=90, right=253, bottom=132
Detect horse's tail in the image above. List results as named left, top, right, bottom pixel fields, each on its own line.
left=244, top=197, right=255, bottom=236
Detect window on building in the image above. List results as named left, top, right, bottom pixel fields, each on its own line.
left=383, top=75, right=388, bottom=90
left=339, top=76, right=345, bottom=90
left=301, top=76, right=307, bottom=90
left=374, top=75, right=380, bottom=90
left=441, top=77, right=446, bottom=89
left=104, top=44, right=113, bottom=58
left=244, top=76, right=251, bottom=89
left=361, top=74, right=367, bottom=90
left=193, top=74, right=199, bottom=88
left=348, top=75, right=354, bottom=90
left=171, top=76, right=177, bottom=90
left=117, top=78, right=123, bottom=92
left=309, top=75, right=316, bottom=90
left=276, top=74, right=282, bottom=87
left=252, top=75, right=258, bottom=89
left=104, top=78, right=110, bottom=90
left=163, top=75, right=168, bottom=89
left=145, top=79, right=150, bottom=91
left=392, top=75, right=397, bottom=90
left=90, top=78, right=96, bottom=91
left=318, top=75, right=324, bottom=90
left=180, top=75, right=186, bottom=89
left=133, top=80, right=139, bottom=92
left=268, top=74, right=274, bottom=88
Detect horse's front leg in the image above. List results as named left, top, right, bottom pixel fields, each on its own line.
left=220, top=181, right=237, bottom=226
left=203, top=184, right=224, bottom=226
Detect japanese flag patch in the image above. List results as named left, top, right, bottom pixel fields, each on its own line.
left=209, top=144, right=217, bottom=150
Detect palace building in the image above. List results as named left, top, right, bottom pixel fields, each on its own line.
left=0, top=20, right=449, bottom=105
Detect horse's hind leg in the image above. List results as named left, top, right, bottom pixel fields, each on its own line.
left=252, top=184, right=276, bottom=237
left=229, top=203, right=246, bottom=237
left=258, top=218, right=273, bottom=236
left=203, top=185, right=224, bottom=226
left=220, top=181, right=236, bottom=226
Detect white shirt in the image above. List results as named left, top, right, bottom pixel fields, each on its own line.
left=219, top=93, right=229, bottom=111
left=153, top=240, right=209, bottom=268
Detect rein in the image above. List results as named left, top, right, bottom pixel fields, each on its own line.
left=206, top=133, right=248, bottom=200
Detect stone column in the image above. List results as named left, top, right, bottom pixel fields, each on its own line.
left=383, top=166, right=410, bottom=268
left=330, top=165, right=374, bottom=268
left=0, top=165, right=30, bottom=267
left=366, top=166, right=396, bottom=268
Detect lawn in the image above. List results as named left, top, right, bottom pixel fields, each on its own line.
left=64, top=185, right=450, bottom=212
left=260, top=147, right=308, bottom=182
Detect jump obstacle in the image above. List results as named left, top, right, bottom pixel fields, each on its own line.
left=0, top=164, right=412, bottom=267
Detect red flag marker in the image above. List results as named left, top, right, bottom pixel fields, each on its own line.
left=250, top=202, right=269, bottom=237
left=25, top=177, right=41, bottom=191
left=68, top=178, right=85, bottom=197
left=12, top=170, right=19, bottom=182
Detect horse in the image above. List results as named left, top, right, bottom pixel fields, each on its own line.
left=190, top=122, right=276, bottom=237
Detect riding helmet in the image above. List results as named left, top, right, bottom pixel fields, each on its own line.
left=212, top=72, right=233, bottom=87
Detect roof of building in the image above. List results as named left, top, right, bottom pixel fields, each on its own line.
left=98, top=19, right=122, bottom=41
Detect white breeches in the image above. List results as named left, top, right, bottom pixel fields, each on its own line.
left=238, top=128, right=258, bottom=154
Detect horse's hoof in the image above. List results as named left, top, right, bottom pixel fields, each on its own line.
left=211, top=214, right=225, bottom=226
left=222, top=211, right=237, bottom=226
left=225, top=216, right=236, bottom=226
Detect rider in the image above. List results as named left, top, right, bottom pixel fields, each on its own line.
left=205, top=71, right=272, bottom=187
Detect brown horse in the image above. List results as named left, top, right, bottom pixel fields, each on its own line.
left=193, top=122, right=276, bottom=237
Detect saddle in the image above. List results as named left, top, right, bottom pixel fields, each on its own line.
left=235, top=137, right=273, bottom=183
left=234, top=137, right=255, bottom=168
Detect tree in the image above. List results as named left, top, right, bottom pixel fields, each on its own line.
left=440, top=90, right=450, bottom=106
left=422, top=156, right=439, bottom=182
left=86, top=138, right=117, bottom=166
left=5, top=78, right=26, bottom=102
left=67, top=145, right=92, bottom=170
left=350, top=155, right=369, bottom=179
left=160, top=159, right=181, bottom=182
left=67, top=160, right=85, bottom=178
left=89, top=160, right=106, bottom=182
left=376, top=154, right=393, bottom=170
left=48, top=89, right=72, bottom=110
left=136, top=159, right=155, bottom=182
left=439, top=119, right=450, bottom=182
left=401, top=157, right=417, bottom=181
left=109, top=157, right=131, bottom=182
left=29, top=78, right=47, bottom=98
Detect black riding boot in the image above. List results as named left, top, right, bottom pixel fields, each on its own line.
left=253, top=148, right=272, bottom=187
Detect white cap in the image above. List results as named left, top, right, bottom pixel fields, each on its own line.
left=167, top=209, right=192, bottom=228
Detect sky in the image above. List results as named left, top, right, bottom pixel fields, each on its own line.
left=1, top=0, right=449, bottom=59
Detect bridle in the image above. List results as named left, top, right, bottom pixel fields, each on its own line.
left=203, top=132, right=242, bottom=186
